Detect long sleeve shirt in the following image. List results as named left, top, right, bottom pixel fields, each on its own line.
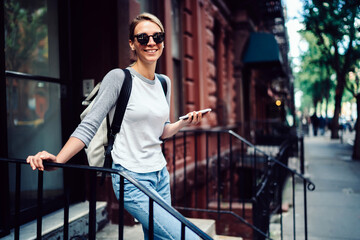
left=71, top=67, right=171, bottom=173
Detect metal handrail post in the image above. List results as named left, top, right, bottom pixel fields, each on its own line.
left=229, top=134, right=233, bottom=211
left=300, top=136, right=308, bottom=240
left=64, top=172, right=70, bottom=240
left=217, top=132, right=221, bottom=219
left=149, top=198, right=154, bottom=240
left=183, top=132, right=187, bottom=206
left=195, top=132, right=198, bottom=208
left=119, top=175, right=124, bottom=240
left=14, top=163, right=21, bottom=240
left=36, top=171, right=43, bottom=240
left=205, top=131, right=209, bottom=209
left=292, top=173, right=296, bottom=240
left=88, top=171, right=97, bottom=240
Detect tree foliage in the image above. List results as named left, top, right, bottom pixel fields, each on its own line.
left=296, top=31, right=335, bottom=115
left=301, top=0, right=360, bottom=139
left=346, top=68, right=360, bottom=159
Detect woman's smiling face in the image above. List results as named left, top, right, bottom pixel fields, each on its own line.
left=129, top=20, right=164, bottom=66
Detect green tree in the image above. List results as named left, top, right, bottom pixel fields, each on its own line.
left=346, top=70, right=360, bottom=159
left=301, top=0, right=360, bottom=139
left=296, top=31, right=335, bottom=117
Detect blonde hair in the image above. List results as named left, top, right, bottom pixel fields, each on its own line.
left=129, top=12, right=165, bottom=41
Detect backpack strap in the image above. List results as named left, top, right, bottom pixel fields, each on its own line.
left=103, top=69, right=132, bottom=169
left=82, top=82, right=101, bottom=106
left=156, top=74, right=167, bottom=96
left=110, top=69, right=132, bottom=135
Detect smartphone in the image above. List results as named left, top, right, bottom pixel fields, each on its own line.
left=179, top=108, right=212, bottom=120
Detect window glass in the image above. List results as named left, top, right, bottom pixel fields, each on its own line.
left=4, top=0, right=59, bottom=78
left=171, top=0, right=181, bottom=59
left=137, top=0, right=155, bottom=13
left=7, top=77, right=63, bottom=218
left=4, top=0, right=63, bottom=225
left=6, top=78, right=62, bottom=158
left=171, top=0, right=182, bottom=118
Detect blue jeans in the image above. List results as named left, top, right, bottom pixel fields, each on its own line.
left=111, top=164, right=199, bottom=240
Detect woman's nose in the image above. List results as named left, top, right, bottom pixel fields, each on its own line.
left=147, top=36, right=156, bottom=45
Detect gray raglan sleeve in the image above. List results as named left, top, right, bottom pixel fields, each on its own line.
left=71, top=69, right=125, bottom=147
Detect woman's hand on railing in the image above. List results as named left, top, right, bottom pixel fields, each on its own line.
left=26, top=151, right=57, bottom=171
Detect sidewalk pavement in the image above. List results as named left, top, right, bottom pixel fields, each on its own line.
left=281, top=130, right=360, bottom=240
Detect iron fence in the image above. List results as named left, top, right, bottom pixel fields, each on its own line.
left=1, top=128, right=315, bottom=240
left=163, top=129, right=315, bottom=240
left=0, top=157, right=212, bottom=240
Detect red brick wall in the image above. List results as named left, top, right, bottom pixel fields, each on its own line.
left=181, top=0, right=238, bottom=127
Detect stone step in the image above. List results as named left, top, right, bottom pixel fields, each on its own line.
left=97, top=218, right=216, bottom=239
left=1, top=201, right=243, bottom=240
left=0, top=201, right=108, bottom=240
left=189, top=218, right=216, bottom=237
left=214, top=235, right=243, bottom=240
left=97, top=218, right=243, bottom=239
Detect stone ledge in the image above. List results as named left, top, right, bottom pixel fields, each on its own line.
left=1, top=201, right=107, bottom=240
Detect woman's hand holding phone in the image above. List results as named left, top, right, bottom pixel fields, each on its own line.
left=179, top=108, right=212, bottom=120
left=179, top=108, right=211, bottom=125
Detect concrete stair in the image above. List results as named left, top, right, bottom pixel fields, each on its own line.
left=0, top=201, right=108, bottom=240
left=214, top=235, right=244, bottom=240
left=0, top=201, right=242, bottom=240
left=97, top=217, right=243, bottom=239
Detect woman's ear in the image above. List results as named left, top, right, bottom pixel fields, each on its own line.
left=129, top=40, right=135, bottom=51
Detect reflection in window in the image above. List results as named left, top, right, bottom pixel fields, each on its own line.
left=6, top=77, right=62, bottom=159
left=4, top=0, right=63, bottom=227
left=4, top=0, right=59, bottom=78
left=7, top=77, right=63, bottom=222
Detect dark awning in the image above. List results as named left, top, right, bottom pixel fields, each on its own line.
left=242, top=32, right=283, bottom=64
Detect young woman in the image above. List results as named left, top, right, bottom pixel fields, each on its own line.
left=27, top=13, right=204, bottom=239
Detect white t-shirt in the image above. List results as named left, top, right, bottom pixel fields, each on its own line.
left=71, top=67, right=171, bottom=173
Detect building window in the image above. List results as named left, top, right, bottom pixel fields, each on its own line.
left=137, top=0, right=156, bottom=13
left=171, top=0, right=183, bottom=119
left=4, top=0, right=63, bottom=227
left=5, top=0, right=59, bottom=78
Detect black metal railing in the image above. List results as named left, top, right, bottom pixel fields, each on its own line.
left=248, top=119, right=295, bottom=146
left=0, top=158, right=212, bottom=240
left=232, top=131, right=315, bottom=240
left=163, top=128, right=315, bottom=240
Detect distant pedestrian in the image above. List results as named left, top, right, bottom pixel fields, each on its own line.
left=310, top=113, right=319, bottom=136
left=319, top=115, right=326, bottom=135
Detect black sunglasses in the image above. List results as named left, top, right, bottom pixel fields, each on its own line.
left=134, top=32, right=165, bottom=45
